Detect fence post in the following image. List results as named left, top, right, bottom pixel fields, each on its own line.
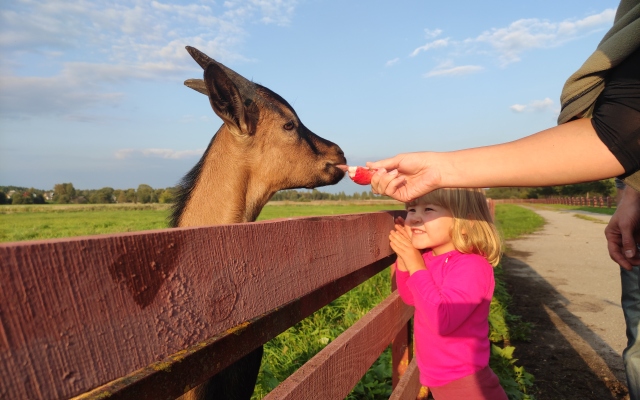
left=391, top=264, right=413, bottom=390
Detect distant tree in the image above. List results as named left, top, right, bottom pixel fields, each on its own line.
left=485, top=187, right=531, bottom=200
left=154, top=189, right=164, bottom=203
left=136, top=184, right=155, bottom=203
left=125, top=189, right=136, bottom=203
left=159, top=187, right=177, bottom=203
left=32, top=193, right=45, bottom=204
left=0, top=192, right=7, bottom=205
left=12, top=192, right=33, bottom=205
left=90, top=187, right=115, bottom=204
left=558, top=179, right=614, bottom=197
left=53, top=183, right=76, bottom=204
left=74, top=196, right=88, bottom=204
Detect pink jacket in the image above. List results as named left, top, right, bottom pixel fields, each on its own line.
left=395, top=250, right=495, bottom=387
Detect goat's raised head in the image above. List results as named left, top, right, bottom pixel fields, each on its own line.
left=184, top=46, right=346, bottom=192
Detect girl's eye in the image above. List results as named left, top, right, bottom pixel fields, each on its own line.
left=407, top=208, right=415, bottom=213
left=425, top=207, right=433, bottom=212
left=283, top=121, right=295, bottom=130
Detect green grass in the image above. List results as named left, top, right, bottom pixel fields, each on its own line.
left=0, top=204, right=172, bottom=242
left=494, top=204, right=546, bottom=241
left=0, top=202, right=403, bottom=243
left=257, top=202, right=404, bottom=221
left=1, top=201, right=538, bottom=399
left=526, top=203, right=616, bottom=216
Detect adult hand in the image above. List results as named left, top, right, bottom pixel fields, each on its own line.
left=367, top=152, right=441, bottom=202
left=389, top=216, right=426, bottom=274
left=605, top=187, right=640, bottom=270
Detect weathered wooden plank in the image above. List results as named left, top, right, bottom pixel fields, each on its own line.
left=262, top=292, right=414, bottom=400
left=390, top=264, right=413, bottom=389
left=0, top=211, right=401, bottom=399
left=389, top=358, right=423, bottom=400
left=72, top=256, right=395, bottom=400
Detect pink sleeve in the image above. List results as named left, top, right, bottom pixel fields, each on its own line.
left=394, top=262, right=414, bottom=306
left=406, top=256, right=491, bottom=335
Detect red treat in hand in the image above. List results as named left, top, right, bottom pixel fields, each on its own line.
left=347, top=166, right=377, bottom=185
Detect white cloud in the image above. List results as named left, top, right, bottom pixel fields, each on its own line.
left=0, top=72, right=124, bottom=118
left=385, top=58, right=400, bottom=67
left=424, top=62, right=483, bottom=78
left=509, top=97, right=555, bottom=113
left=410, top=8, right=615, bottom=69
left=0, top=0, right=299, bottom=119
left=470, top=9, right=615, bottom=65
left=530, top=97, right=554, bottom=111
left=424, top=28, right=443, bottom=39
left=410, top=38, right=450, bottom=57
left=115, top=148, right=205, bottom=160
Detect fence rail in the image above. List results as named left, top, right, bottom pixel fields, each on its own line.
left=491, top=196, right=614, bottom=208
left=0, top=211, right=424, bottom=399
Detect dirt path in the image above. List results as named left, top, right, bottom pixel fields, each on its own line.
left=501, top=206, right=629, bottom=399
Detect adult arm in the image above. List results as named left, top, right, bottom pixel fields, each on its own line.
left=368, top=118, right=625, bottom=202
left=606, top=186, right=640, bottom=270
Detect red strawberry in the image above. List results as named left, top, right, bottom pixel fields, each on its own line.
left=348, top=166, right=377, bottom=185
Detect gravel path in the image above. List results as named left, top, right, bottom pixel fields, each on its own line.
left=502, top=206, right=629, bottom=399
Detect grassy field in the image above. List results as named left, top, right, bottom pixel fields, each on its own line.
left=3, top=201, right=610, bottom=398
left=0, top=201, right=403, bottom=243
left=526, top=203, right=616, bottom=216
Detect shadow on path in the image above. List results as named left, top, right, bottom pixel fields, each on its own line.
left=502, top=253, right=629, bottom=400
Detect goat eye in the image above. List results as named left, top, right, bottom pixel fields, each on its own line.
left=283, top=121, right=295, bottom=130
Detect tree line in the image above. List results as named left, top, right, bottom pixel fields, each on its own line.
left=0, top=184, right=178, bottom=205
left=0, top=178, right=616, bottom=205
left=484, top=179, right=616, bottom=200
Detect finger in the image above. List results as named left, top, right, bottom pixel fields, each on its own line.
left=609, top=243, right=634, bottom=270
left=621, top=232, right=638, bottom=260
left=390, top=231, right=412, bottom=250
left=367, top=156, right=400, bottom=171
left=395, top=225, right=411, bottom=240
left=382, top=175, right=409, bottom=199
left=370, top=168, right=388, bottom=194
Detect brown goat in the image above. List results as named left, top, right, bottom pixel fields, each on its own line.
left=172, top=46, right=347, bottom=400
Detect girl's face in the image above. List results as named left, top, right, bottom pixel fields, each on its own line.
left=405, top=202, right=456, bottom=255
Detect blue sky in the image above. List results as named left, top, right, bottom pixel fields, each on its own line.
left=0, top=0, right=620, bottom=194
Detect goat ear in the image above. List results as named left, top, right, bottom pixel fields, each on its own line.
left=204, top=63, right=256, bottom=137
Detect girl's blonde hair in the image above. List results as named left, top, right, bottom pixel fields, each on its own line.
left=407, top=188, right=502, bottom=266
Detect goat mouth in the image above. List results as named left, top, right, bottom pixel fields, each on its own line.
left=319, top=162, right=346, bottom=184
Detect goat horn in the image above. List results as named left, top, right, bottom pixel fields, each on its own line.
left=184, top=46, right=256, bottom=99
left=184, top=79, right=208, bottom=96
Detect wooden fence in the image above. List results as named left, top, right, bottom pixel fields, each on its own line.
left=0, top=211, right=430, bottom=399
left=492, top=196, right=614, bottom=208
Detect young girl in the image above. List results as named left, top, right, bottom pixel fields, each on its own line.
left=389, top=187, right=507, bottom=400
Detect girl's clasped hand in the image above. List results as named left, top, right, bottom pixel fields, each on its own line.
left=388, top=216, right=424, bottom=274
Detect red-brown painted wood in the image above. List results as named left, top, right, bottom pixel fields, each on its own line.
left=262, top=292, right=414, bottom=400
left=390, top=263, right=414, bottom=389
left=389, top=358, right=423, bottom=400
left=0, top=211, right=401, bottom=399
left=73, top=256, right=396, bottom=400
